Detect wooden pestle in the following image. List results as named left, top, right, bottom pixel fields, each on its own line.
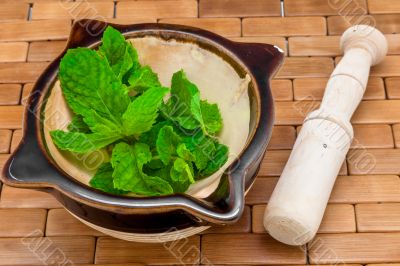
left=263, top=25, right=388, bottom=246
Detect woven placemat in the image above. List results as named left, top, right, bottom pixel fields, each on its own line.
left=0, top=0, right=399, bottom=265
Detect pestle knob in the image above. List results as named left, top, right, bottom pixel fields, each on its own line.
left=263, top=25, right=388, bottom=246
left=341, top=24, right=388, bottom=66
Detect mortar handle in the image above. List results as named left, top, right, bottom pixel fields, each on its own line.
left=263, top=25, right=388, bottom=246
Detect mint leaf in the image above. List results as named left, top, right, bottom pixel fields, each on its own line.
left=99, top=26, right=139, bottom=79
left=52, top=110, right=124, bottom=153
left=146, top=158, right=164, bottom=170
left=82, top=109, right=124, bottom=137
left=146, top=160, right=193, bottom=193
left=200, top=100, right=222, bottom=135
left=162, top=70, right=202, bottom=130
left=201, top=142, right=229, bottom=177
left=172, top=114, right=200, bottom=130
left=138, top=176, right=174, bottom=196
left=139, top=120, right=172, bottom=148
left=68, top=115, right=90, bottom=133
left=122, top=86, right=169, bottom=136
left=171, top=158, right=195, bottom=184
left=59, top=47, right=130, bottom=125
left=176, top=143, right=195, bottom=161
left=156, top=125, right=181, bottom=165
left=89, top=163, right=128, bottom=195
left=53, top=47, right=130, bottom=152
left=111, top=142, right=173, bottom=196
left=144, top=164, right=170, bottom=180
left=128, top=66, right=161, bottom=93
left=111, top=142, right=149, bottom=190
left=183, top=131, right=216, bottom=171
left=50, top=130, right=120, bottom=153
left=163, top=70, right=223, bottom=135
left=169, top=158, right=195, bottom=193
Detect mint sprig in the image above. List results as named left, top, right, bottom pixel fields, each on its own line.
left=50, top=26, right=229, bottom=196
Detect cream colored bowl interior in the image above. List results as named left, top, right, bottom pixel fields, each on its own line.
left=43, top=36, right=251, bottom=198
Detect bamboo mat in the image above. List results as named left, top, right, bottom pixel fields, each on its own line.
left=0, top=0, right=400, bottom=265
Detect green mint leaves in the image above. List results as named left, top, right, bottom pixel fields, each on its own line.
left=50, top=26, right=229, bottom=196
left=200, top=100, right=223, bottom=135
left=111, top=142, right=174, bottom=196
left=156, top=125, right=182, bottom=165
left=162, top=70, right=223, bottom=135
left=128, top=66, right=161, bottom=93
left=99, top=26, right=139, bottom=79
left=89, top=163, right=128, bottom=195
left=122, top=86, right=169, bottom=137
left=59, top=48, right=130, bottom=122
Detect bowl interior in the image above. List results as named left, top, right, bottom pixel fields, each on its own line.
left=42, top=34, right=254, bottom=198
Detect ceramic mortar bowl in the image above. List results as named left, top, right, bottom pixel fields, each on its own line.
left=2, top=20, right=283, bottom=243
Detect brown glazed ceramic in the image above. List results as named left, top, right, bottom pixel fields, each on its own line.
left=1, top=20, right=283, bottom=241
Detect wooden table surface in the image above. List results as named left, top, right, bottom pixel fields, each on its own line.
left=1, top=0, right=400, bottom=265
